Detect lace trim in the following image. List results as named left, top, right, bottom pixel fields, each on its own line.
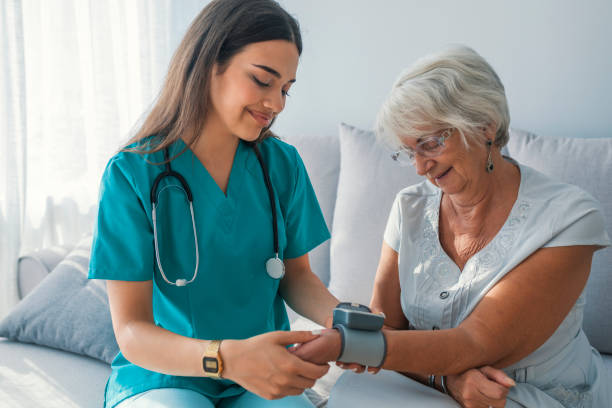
left=418, top=189, right=532, bottom=288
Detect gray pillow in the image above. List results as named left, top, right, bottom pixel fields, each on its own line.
left=328, top=123, right=424, bottom=305
left=17, top=244, right=73, bottom=299
left=282, top=132, right=340, bottom=286
left=0, top=236, right=118, bottom=363
left=506, top=129, right=612, bottom=353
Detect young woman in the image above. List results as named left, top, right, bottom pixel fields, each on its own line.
left=88, top=1, right=340, bottom=407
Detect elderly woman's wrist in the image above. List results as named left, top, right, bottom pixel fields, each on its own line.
left=427, top=374, right=450, bottom=394
left=441, top=374, right=458, bottom=399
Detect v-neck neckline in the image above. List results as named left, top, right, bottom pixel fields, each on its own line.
left=174, top=138, right=247, bottom=203
left=432, top=162, right=525, bottom=274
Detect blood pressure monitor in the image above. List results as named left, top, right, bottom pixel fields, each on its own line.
left=332, top=302, right=387, bottom=367
left=332, top=302, right=385, bottom=331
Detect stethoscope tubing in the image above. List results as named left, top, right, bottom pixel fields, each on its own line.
left=252, top=143, right=279, bottom=257
left=150, top=142, right=280, bottom=286
left=151, top=149, right=200, bottom=286
left=152, top=200, right=200, bottom=286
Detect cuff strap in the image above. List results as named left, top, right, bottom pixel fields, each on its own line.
left=334, top=325, right=387, bottom=367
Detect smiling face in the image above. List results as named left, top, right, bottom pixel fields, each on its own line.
left=206, top=40, right=299, bottom=142
left=404, top=128, right=492, bottom=196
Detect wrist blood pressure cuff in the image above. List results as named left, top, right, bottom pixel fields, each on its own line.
left=333, top=303, right=387, bottom=367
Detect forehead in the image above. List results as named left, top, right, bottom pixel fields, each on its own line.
left=230, top=40, right=299, bottom=80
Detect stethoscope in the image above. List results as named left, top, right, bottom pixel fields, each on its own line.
left=150, top=143, right=285, bottom=287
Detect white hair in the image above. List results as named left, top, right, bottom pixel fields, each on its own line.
left=376, top=45, right=510, bottom=150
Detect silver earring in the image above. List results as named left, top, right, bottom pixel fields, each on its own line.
left=486, top=140, right=494, bottom=173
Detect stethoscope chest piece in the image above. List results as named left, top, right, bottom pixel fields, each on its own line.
left=266, top=255, right=285, bottom=279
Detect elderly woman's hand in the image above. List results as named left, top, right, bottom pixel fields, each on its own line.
left=446, top=366, right=514, bottom=408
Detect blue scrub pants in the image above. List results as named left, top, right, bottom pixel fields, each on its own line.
left=115, top=388, right=315, bottom=408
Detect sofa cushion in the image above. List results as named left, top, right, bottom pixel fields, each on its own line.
left=283, top=132, right=340, bottom=286
left=506, top=130, right=612, bottom=353
left=328, top=123, right=424, bottom=305
left=603, top=354, right=612, bottom=377
left=17, top=244, right=73, bottom=299
left=0, top=236, right=119, bottom=363
left=328, top=369, right=457, bottom=407
left=0, top=338, right=110, bottom=408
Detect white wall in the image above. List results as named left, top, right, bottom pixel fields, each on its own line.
left=274, top=0, right=612, bottom=140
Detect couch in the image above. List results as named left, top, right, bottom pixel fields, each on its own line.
left=1, top=125, right=611, bottom=407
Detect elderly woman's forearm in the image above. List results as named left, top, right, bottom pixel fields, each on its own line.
left=382, top=327, right=493, bottom=375
left=381, top=246, right=596, bottom=375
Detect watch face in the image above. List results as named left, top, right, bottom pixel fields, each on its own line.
left=203, top=357, right=219, bottom=373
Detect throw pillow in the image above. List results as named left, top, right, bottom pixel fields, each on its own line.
left=0, top=236, right=118, bottom=363
left=282, top=132, right=340, bottom=286
left=506, top=129, right=612, bottom=353
left=328, top=123, right=424, bottom=305
left=17, top=244, right=73, bottom=299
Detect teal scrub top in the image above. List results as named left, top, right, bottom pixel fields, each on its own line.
left=88, top=137, right=330, bottom=408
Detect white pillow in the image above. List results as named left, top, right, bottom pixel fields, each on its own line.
left=282, top=132, right=340, bottom=286
left=328, top=123, right=424, bottom=305
left=506, top=129, right=612, bottom=353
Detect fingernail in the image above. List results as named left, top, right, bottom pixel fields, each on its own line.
left=311, top=329, right=323, bottom=335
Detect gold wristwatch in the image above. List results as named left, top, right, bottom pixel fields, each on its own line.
left=202, top=340, right=223, bottom=378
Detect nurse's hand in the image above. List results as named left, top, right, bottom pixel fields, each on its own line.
left=220, top=331, right=329, bottom=400
left=445, top=366, right=514, bottom=408
left=288, top=328, right=341, bottom=365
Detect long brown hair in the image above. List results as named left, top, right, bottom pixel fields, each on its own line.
left=124, top=0, right=302, bottom=157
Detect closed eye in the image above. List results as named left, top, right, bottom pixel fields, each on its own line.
left=253, top=74, right=291, bottom=97
left=418, top=138, right=441, bottom=151
left=251, top=75, right=271, bottom=87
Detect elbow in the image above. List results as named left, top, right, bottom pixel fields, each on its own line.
left=114, top=321, right=142, bottom=364
left=446, top=326, right=508, bottom=375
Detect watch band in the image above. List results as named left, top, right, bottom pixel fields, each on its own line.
left=202, top=340, right=223, bottom=378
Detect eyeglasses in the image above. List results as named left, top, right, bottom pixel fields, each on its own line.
left=391, top=128, right=453, bottom=166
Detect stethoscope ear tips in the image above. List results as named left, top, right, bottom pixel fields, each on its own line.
left=175, top=279, right=188, bottom=287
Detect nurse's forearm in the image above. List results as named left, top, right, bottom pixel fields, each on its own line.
left=280, top=256, right=338, bottom=328
left=117, top=319, right=209, bottom=377
left=281, top=272, right=338, bottom=328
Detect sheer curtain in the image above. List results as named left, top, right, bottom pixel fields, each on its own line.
left=1, top=0, right=206, bottom=317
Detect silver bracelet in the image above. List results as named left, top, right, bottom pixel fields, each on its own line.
left=441, top=375, right=449, bottom=394
left=428, top=374, right=436, bottom=388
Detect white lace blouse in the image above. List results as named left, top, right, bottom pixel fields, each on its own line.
left=384, top=162, right=611, bottom=407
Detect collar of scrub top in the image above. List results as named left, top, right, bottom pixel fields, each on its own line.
left=150, top=143, right=284, bottom=288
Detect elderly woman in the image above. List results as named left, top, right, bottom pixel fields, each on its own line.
left=293, top=46, right=611, bottom=407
